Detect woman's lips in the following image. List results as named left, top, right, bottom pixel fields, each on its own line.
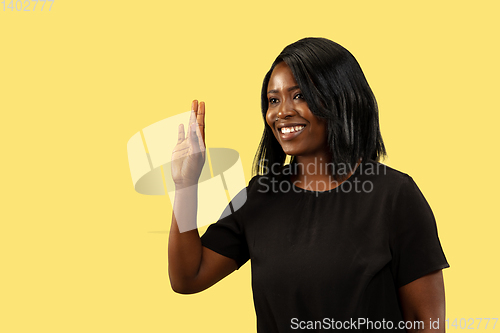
left=278, top=125, right=306, bottom=141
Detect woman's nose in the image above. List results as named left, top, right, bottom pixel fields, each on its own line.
left=277, top=99, right=296, bottom=119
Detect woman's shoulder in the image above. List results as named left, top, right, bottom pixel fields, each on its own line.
left=360, top=159, right=412, bottom=181
left=246, top=172, right=281, bottom=192
left=357, top=159, right=420, bottom=195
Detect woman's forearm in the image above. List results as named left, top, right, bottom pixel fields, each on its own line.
left=168, top=185, right=203, bottom=293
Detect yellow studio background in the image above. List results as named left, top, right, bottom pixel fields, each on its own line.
left=1, top=0, right=498, bottom=332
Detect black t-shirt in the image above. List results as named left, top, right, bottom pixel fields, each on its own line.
left=201, top=159, right=449, bottom=332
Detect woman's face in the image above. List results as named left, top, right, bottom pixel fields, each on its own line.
left=265, top=62, right=329, bottom=159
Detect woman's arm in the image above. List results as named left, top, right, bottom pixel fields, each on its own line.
left=168, top=210, right=238, bottom=294
left=168, top=100, right=238, bottom=294
left=398, top=269, right=446, bottom=332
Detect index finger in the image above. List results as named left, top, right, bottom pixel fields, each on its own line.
left=187, top=100, right=198, bottom=139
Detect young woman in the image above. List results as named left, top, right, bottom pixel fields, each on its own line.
left=169, top=37, right=449, bottom=332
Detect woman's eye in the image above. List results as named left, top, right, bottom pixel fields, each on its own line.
left=294, top=93, right=304, bottom=100
left=269, top=98, right=279, bottom=104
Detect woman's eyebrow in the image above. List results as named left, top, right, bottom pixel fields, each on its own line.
left=267, top=85, right=300, bottom=94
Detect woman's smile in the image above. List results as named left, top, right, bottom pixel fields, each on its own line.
left=277, top=123, right=306, bottom=140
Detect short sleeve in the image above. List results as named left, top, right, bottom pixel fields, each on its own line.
left=200, top=181, right=253, bottom=270
left=390, top=175, right=450, bottom=287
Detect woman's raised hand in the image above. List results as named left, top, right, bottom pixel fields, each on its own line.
left=171, top=100, right=206, bottom=188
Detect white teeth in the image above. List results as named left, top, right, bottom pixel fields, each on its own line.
left=280, top=125, right=305, bottom=134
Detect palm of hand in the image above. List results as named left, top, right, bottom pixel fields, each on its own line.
left=171, top=101, right=206, bottom=188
